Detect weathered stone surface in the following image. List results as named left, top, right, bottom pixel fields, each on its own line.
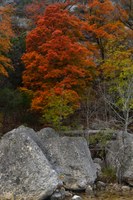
left=0, top=125, right=97, bottom=197
left=38, top=136, right=97, bottom=190
left=93, top=158, right=104, bottom=167
left=94, top=163, right=102, bottom=177
left=106, top=132, right=123, bottom=170
left=106, top=131, right=133, bottom=185
left=0, top=126, right=60, bottom=200
left=37, top=127, right=59, bottom=139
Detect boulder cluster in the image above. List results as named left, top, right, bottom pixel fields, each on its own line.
left=1, top=126, right=133, bottom=199
left=0, top=126, right=96, bottom=199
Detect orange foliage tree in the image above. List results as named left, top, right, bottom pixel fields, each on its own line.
left=22, top=3, right=96, bottom=127
left=80, top=0, right=124, bottom=60
left=0, top=5, right=14, bottom=76
left=25, top=0, right=81, bottom=26
left=116, top=0, right=133, bottom=30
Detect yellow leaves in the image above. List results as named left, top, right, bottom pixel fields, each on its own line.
left=0, top=64, right=8, bottom=77
left=101, top=39, right=133, bottom=79
left=0, top=5, right=14, bottom=40
left=39, top=88, right=80, bottom=128
left=0, top=55, right=12, bottom=76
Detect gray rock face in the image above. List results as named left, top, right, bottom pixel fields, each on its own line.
left=37, top=127, right=59, bottom=139
left=0, top=125, right=97, bottom=198
left=38, top=136, right=97, bottom=190
left=0, top=126, right=60, bottom=200
left=106, top=131, right=124, bottom=170
left=93, top=158, right=103, bottom=166
left=94, top=163, right=101, bottom=177
left=12, top=16, right=31, bottom=29
left=106, top=131, right=133, bottom=185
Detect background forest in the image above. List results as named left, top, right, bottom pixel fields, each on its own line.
left=0, top=0, right=132, bottom=134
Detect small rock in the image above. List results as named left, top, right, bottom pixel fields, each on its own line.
left=85, top=185, right=94, bottom=196
left=93, top=158, right=105, bottom=168
left=51, top=192, right=63, bottom=200
left=51, top=192, right=62, bottom=200
left=60, top=187, right=66, bottom=195
left=112, top=183, right=121, bottom=192
left=51, top=187, right=66, bottom=200
left=78, top=179, right=88, bottom=189
left=121, top=185, right=130, bottom=192
left=96, top=181, right=106, bottom=191
left=72, top=195, right=82, bottom=200
left=93, top=158, right=102, bottom=165
left=65, top=191, right=73, bottom=197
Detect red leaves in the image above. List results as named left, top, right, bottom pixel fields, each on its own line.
left=85, top=0, right=120, bottom=39
left=22, top=3, right=96, bottom=112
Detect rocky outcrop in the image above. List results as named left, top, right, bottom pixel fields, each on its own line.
left=37, top=135, right=97, bottom=190
left=0, top=125, right=97, bottom=199
left=0, top=126, right=60, bottom=200
left=106, top=131, right=133, bottom=185
left=12, top=16, right=31, bottom=29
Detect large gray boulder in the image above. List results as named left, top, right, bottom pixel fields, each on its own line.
left=106, top=131, right=133, bottom=185
left=37, top=135, right=97, bottom=190
left=0, top=126, right=60, bottom=200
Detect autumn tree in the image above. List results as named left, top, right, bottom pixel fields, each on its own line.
left=66, top=0, right=125, bottom=127
left=25, top=0, right=82, bottom=26
left=101, top=39, right=133, bottom=132
left=22, top=3, right=96, bottom=128
left=80, top=0, right=124, bottom=61
left=0, top=5, right=14, bottom=77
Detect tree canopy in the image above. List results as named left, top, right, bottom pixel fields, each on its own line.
left=0, top=5, right=14, bottom=76
left=22, top=3, right=97, bottom=127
